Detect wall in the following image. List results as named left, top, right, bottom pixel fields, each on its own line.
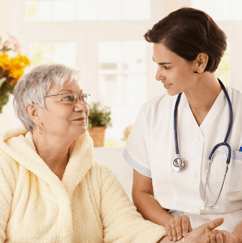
left=0, top=0, right=11, bottom=34
left=0, top=0, right=22, bottom=134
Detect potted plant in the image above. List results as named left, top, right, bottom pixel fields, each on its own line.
left=88, top=102, right=112, bottom=147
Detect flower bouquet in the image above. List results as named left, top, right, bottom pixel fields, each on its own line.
left=0, top=33, right=30, bottom=113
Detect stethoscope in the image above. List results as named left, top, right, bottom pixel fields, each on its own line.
left=172, top=79, right=233, bottom=209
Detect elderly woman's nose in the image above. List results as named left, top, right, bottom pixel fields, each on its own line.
left=74, top=99, right=88, bottom=111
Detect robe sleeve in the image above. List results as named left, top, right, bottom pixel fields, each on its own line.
left=100, top=165, right=166, bottom=243
left=0, top=151, right=17, bottom=242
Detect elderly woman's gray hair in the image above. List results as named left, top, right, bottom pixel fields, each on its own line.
left=13, top=64, right=81, bottom=132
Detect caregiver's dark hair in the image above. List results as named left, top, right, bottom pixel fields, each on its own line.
left=144, top=7, right=227, bottom=72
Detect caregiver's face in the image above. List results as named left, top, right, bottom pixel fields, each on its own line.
left=153, top=43, right=197, bottom=96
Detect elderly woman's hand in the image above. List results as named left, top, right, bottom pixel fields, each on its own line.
left=165, top=215, right=192, bottom=241
left=206, top=230, right=240, bottom=243
left=158, top=218, right=224, bottom=243
left=182, top=218, right=224, bottom=243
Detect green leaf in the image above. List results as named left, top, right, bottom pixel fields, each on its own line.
left=6, top=82, right=16, bottom=94
left=88, top=102, right=112, bottom=129
left=0, top=93, right=9, bottom=114
left=0, top=77, right=6, bottom=88
left=2, top=47, right=11, bottom=52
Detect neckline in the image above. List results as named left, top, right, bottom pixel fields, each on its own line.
left=183, top=88, right=224, bottom=129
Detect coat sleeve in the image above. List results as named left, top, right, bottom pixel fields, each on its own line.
left=0, top=151, right=17, bottom=242
left=123, top=107, right=152, bottom=178
left=100, top=164, right=166, bottom=243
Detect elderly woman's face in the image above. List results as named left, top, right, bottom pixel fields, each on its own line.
left=39, top=80, right=89, bottom=139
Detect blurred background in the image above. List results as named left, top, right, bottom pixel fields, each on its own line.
left=0, top=0, right=241, bottom=143
left=1, top=0, right=242, bottom=198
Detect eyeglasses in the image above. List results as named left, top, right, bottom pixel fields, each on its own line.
left=44, top=93, right=91, bottom=104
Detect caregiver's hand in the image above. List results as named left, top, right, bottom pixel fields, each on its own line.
left=165, top=215, right=192, bottom=241
left=182, top=218, right=224, bottom=243
left=206, top=230, right=239, bottom=243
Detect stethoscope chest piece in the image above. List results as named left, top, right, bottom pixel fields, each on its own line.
left=172, top=157, right=186, bottom=172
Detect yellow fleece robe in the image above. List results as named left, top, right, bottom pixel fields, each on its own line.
left=0, top=127, right=166, bottom=243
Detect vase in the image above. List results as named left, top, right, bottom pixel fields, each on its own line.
left=88, top=126, right=106, bottom=147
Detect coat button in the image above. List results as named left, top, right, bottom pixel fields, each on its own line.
left=193, top=136, right=200, bottom=141
left=192, top=171, right=197, bottom=178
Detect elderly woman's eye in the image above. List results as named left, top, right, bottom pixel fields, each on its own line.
left=62, top=94, right=75, bottom=102
left=81, top=93, right=90, bottom=104
left=82, top=94, right=88, bottom=101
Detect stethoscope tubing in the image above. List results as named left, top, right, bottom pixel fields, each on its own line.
left=174, top=92, right=182, bottom=155
left=217, top=80, right=233, bottom=144
left=173, top=79, right=233, bottom=208
left=208, top=142, right=231, bottom=164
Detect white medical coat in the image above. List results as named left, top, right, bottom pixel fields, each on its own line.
left=124, top=86, right=242, bottom=232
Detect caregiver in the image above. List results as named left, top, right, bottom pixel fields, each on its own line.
left=124, top=7, right=242, bottom=243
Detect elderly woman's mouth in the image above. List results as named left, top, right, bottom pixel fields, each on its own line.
left=72, top=117, right=86, bottom=125
left=72, top=117, right=85, bottom=122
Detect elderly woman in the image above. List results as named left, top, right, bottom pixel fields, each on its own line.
left=0, top=64, right=222, bottom=242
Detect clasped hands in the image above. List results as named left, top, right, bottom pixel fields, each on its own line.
left=165, top=215, right=239, bottom=243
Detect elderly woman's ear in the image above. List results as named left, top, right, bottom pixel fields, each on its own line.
left=25, top=104, right=42, bottom=132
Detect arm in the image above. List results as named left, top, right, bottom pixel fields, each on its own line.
left=133, top=169, right=192, bottom=241
left=100, top=165, right=166, bottom=243
left=132, top=169, right=173, bottom=226
left=0, top=153, right=16, bottom=242
left=232, top=222, right=242, bottom=242
left=99, top=163, right=224, bottom=243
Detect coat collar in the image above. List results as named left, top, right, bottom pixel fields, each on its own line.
left=0, top=126, right=94, bottom=197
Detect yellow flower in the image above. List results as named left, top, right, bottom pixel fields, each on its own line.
left=17, top=53, right=30, bottom=66
left=8, top=69, right=24, bottom=82
left=0, top=52, right=11, bottom=71
left=0, top=52, right=30, bottom=83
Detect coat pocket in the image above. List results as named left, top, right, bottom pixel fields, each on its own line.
left=231, top=150, right=242, bottom=161
left=228, top=150, right=242, bottom=190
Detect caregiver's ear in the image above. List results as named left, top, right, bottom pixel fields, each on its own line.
left=193, top=53, right=209, bottom=73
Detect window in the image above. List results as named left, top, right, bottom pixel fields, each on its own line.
left=14, top=0, right=157, bottom=146
left=192, top=0, right=242, bottom=21
left=216, top=46, right=230, bottom=85
left=98, top=41, right=146, bottom=140
left=189, top=0, right=242, bottom=88
left=25, top=0, right=150, bottom=22
left=8, top=0, right=242, bottom=140
left=29, top=42, right=76, bottom=67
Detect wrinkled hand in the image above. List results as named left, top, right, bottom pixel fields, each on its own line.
left=184, top=218, right=224, bottom=243
left=206, top=230, right=239, bottom=243
left=165, top=215, right=192, bottom=241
